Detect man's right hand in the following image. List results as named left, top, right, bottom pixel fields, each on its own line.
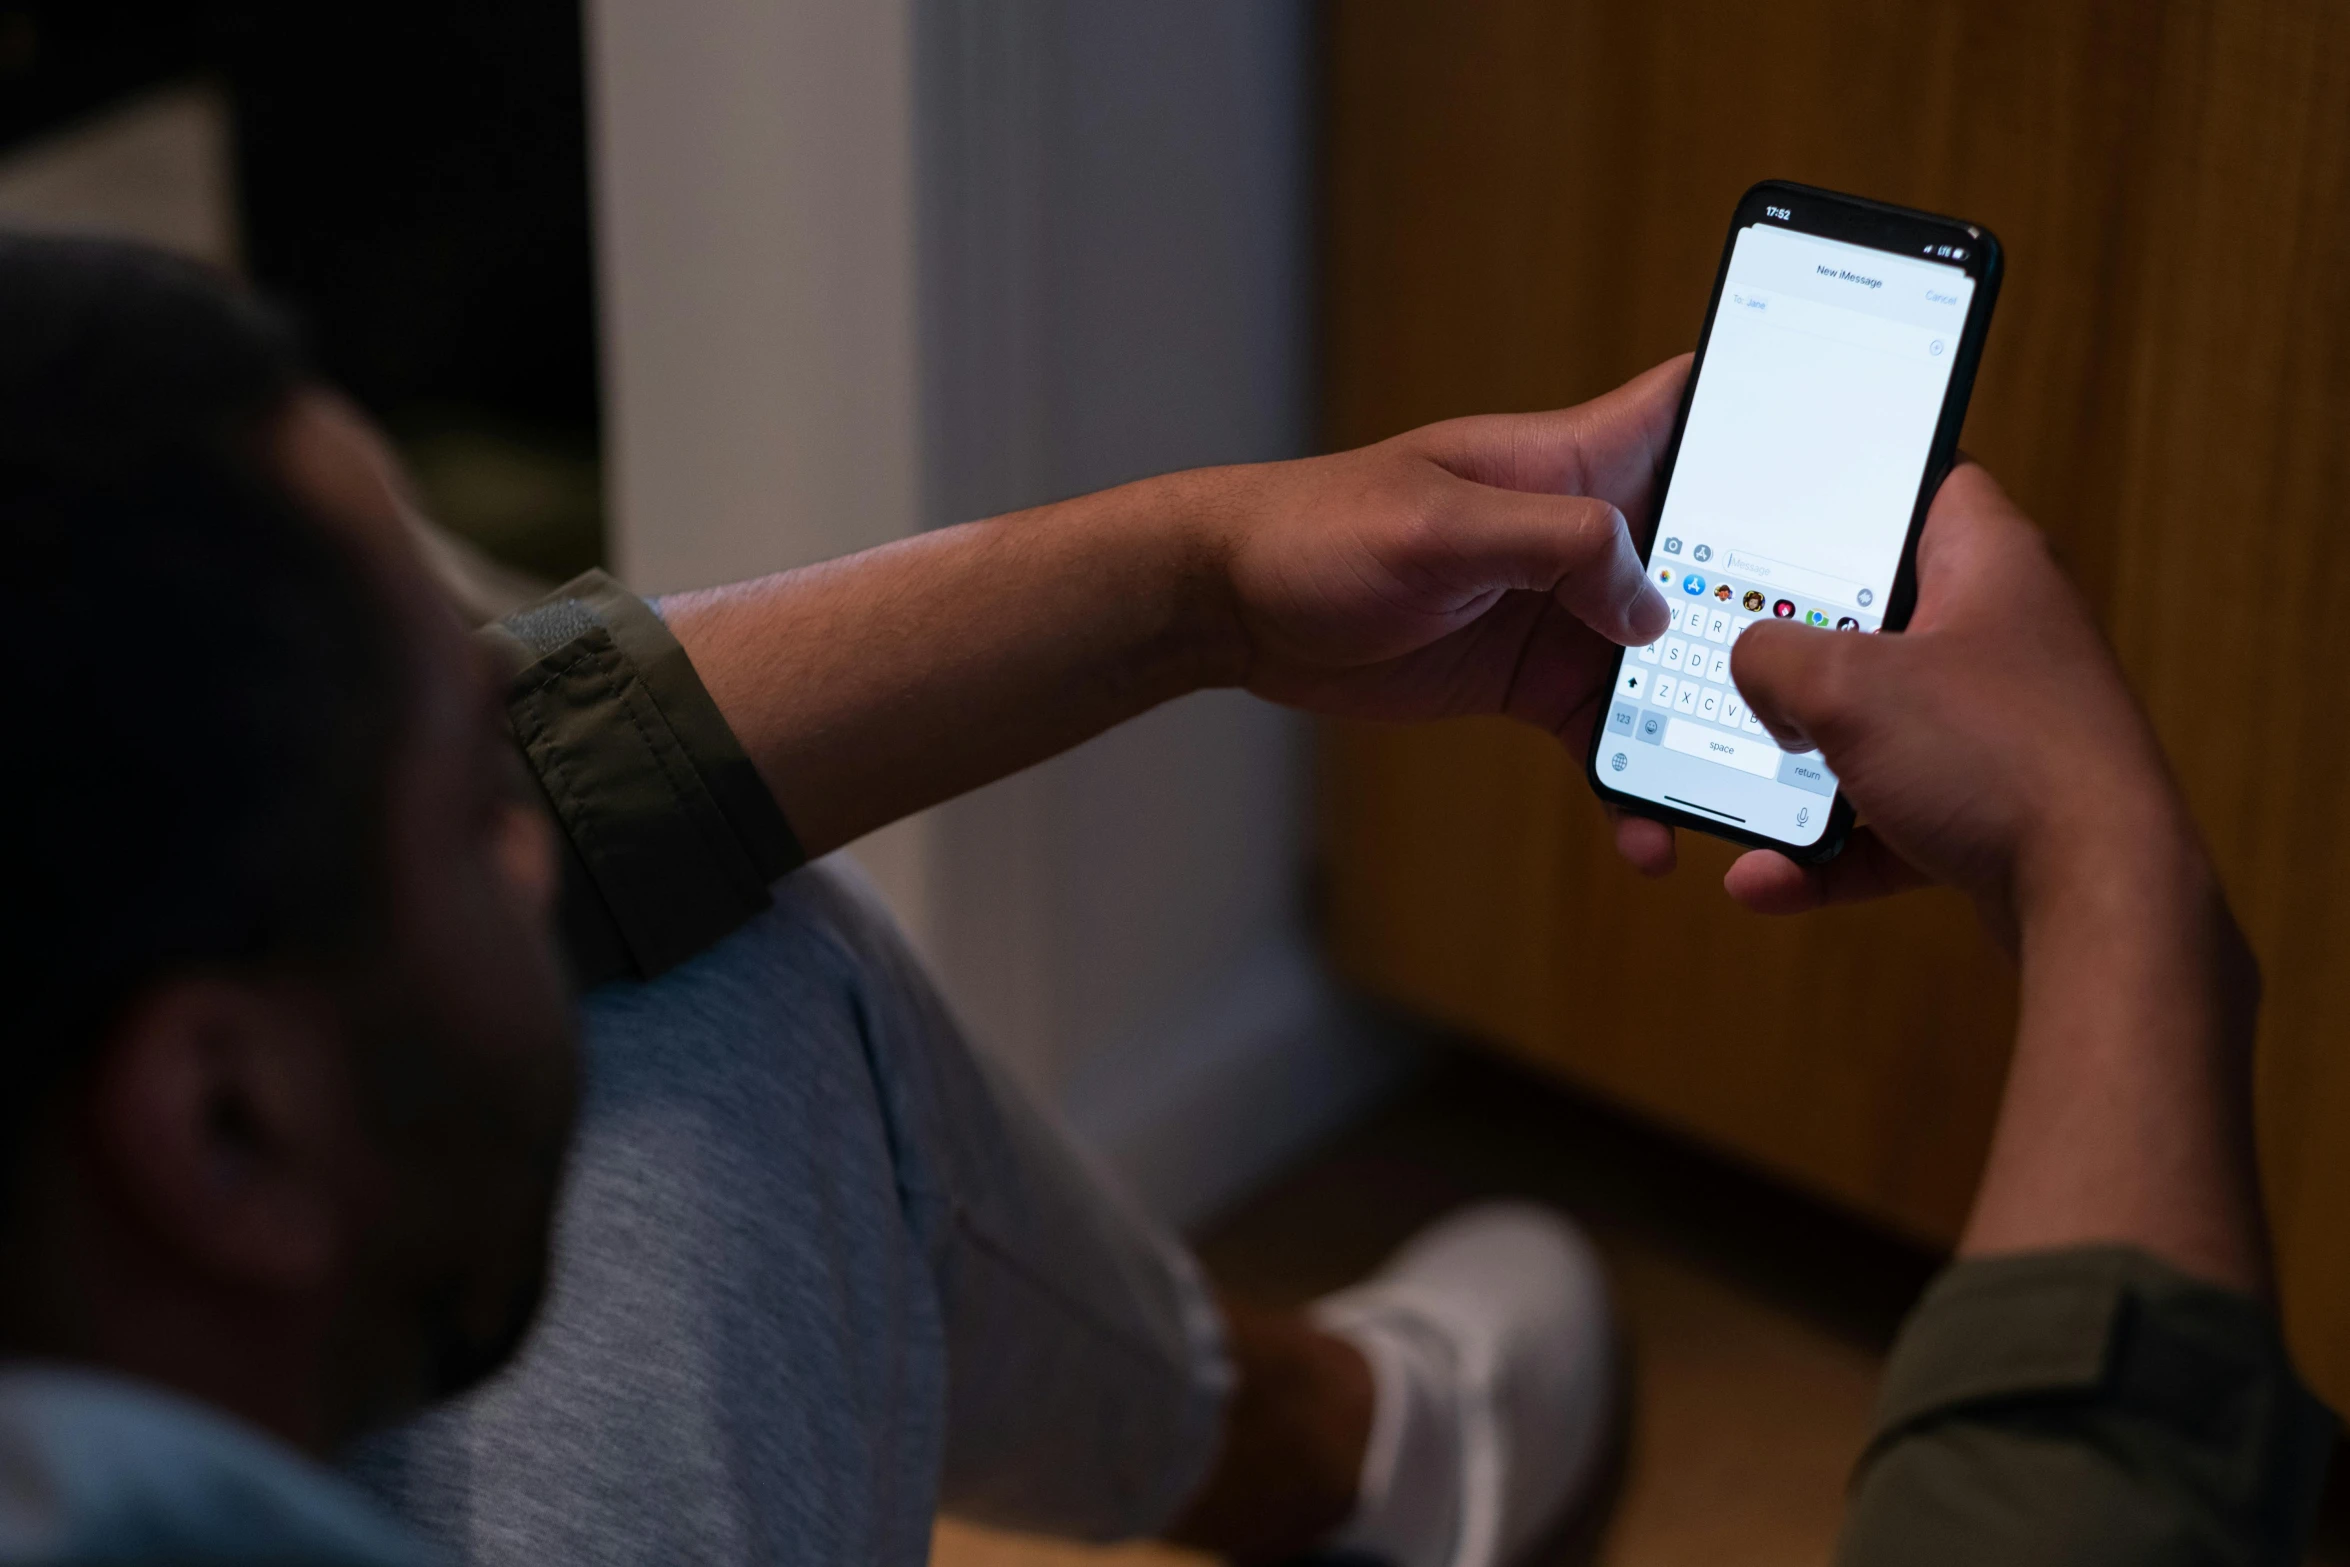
left=1722, top=462, right=2206, bottom=942
left=1727, top=461, right=2270, bottom=1295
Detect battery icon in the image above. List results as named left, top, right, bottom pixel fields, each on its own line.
left=1951, top=247, right=1967, bottom=260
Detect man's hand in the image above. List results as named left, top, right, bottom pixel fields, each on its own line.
left=1720, top=463, right=2203, bottom=937
left=662, top=358, right=1692, bottom=860
left=1205, top=357, right=1684, bottom=739
left=1712, top=462, right=2269, bottom=1295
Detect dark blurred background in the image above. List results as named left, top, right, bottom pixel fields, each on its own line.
left=0, top=0, right=604, bottom=579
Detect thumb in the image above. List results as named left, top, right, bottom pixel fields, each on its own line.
left=1431, top=477, right=1668, bottom=646
left=1731, top=621, right=1875, bottom=755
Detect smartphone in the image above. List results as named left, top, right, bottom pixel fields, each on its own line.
left=1584, top=180, right=2002, bottom=862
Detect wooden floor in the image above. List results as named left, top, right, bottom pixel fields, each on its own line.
left=933, top=1045, right=1943, bottom=1567
left=935, top=1043, right=2350, bottom=1566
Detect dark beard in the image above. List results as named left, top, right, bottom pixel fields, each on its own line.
left=414, top=1124, right=568, bottom=1402
left=420, top=1242, right=552, bottom=1400
left=332, top=920, right=582, bottom=1422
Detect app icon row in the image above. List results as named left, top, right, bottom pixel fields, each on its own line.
left=1657, top=535, right=1878, bottom=608
left=1649, top=565, right=1863, bottom=630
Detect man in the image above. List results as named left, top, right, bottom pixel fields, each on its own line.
left=0, top=233, right=2328, bottom=1567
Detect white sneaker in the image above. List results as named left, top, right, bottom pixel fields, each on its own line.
left=1308, top=1203, right=1618, bottom=1567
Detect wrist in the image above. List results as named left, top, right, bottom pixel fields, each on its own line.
left=1980, top=782, right=2268, bottom=1296
left=2013, top=789, right=2257, bottom=1025
left=1118, top=464, right=1256, bottom=693
left=2015, top=780, right=2195, bottom=902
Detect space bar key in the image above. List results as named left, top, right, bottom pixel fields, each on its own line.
left=1661, top=717, right=1780, bottom=778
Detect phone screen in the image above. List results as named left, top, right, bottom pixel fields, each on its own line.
left=1591, top=194, right=1993, bottom=854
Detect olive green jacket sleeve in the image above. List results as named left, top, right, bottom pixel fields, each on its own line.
left=1839, top=1247, right=2336, bottom=1567
left=485, top=571, right=805, bottom=990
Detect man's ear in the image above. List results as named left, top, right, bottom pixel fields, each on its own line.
left=85, top=977, right=360, bottom=1294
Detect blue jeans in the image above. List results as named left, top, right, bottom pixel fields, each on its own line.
left=351, top=859, right=1232, bottom=1565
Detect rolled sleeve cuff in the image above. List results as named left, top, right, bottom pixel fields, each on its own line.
left=1841, top=1247, right=2336, bottom=1567
left=487, top=571, right=803, bottom=989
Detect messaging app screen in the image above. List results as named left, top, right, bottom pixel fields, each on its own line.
left=1598, top=224, right=1975, bottom=845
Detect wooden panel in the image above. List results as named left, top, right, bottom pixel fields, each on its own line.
left=1320, top=0, right=2350, bottom=1405
left=1323, top=716, right=2015, bottom=1241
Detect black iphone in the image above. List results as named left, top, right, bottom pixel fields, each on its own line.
left=1584, top=180, right=2002, bottom=862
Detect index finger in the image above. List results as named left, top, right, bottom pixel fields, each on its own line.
left=1614, top=810, right=1677, bottom=878
left=1721, top=828, right=1928, bottom=914
left=1415, top=356, right=1692, bottom=514
left=1910, top=459, right=2040, bottom=616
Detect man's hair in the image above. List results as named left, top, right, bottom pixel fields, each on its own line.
left=0, top=234, right=405, bottom=1170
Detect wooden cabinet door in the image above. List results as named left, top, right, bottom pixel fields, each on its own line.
left=1319, top=0, right=2350, bottom=1406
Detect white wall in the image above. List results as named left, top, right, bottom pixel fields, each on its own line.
left=588, top=1, right=920, bottom=589
left=588, top=0, right=1414, bottom=1225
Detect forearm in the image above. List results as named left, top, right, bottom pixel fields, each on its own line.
left=658, top=469, right=1244, bottom=858
left=1850, top=834, right=2309, bottom=1567
left=1959, top=798, right=2271, bottom=1295
left=1836, top=814, right=2316, bottom=1567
